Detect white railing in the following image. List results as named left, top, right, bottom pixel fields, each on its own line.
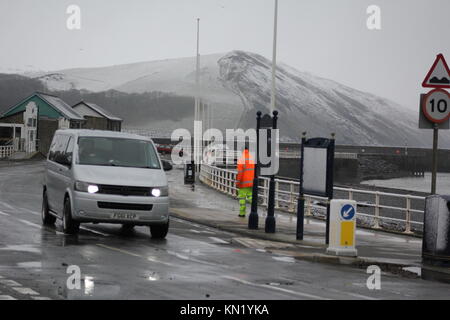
left=278, top=150, right=358, bottom=159
left=0, top=146, right=14, bottom=158
left=199, top=164, right=425, bottom=235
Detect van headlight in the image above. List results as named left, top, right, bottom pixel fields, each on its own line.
left=151, top=187, right=168, bottom=197
left=75, top=181, right=99, bottom=194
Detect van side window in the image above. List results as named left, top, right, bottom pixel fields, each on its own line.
left=48, top=135, right=60, bottom=161
left=50, top=135, right=70, bottom=164
left=65, top=137, right=74, bottom=162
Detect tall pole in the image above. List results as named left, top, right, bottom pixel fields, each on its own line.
left=265, top=0, right=279, bottom=233
left=265, top=111, right=278, bottom=233
left=270, top=0, right=278, bottom=114
left=431, top=124, right=439, bottom=194
left=195, top=18, right=201, bottom=170
left=249, top=112, right=262, bottom=230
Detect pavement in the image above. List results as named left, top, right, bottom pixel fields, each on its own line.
left=0, top=159, right=449, bottom=300
left=167, top=165, right=442, bottom=279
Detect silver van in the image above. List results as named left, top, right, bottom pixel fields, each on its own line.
left=42, top=129, right=172, bottom=238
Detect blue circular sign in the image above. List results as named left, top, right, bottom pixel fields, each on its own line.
left=340, top=204, right=355, bottom=220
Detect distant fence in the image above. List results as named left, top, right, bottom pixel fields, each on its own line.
left=199, top=164, right=425, bottom=235
left=0, top=146, right=14, bottom=158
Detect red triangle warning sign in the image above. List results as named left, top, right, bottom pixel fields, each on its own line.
left=422, top=54, right=450, bottom=88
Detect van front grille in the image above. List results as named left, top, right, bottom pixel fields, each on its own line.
left=97, top=202, right=153, bottom=211
left=98, top=185, right=151, bottom=196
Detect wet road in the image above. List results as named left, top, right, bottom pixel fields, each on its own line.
left=0, top=160, right=449, bottom=300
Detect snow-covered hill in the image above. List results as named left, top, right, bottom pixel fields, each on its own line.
left=28, top=50, right=436, bottom=146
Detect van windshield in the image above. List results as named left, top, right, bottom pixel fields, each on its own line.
left=77, top=137, right=161, bottom=169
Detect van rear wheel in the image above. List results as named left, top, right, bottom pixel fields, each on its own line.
left=150, top=220, right=169, bottom=239
left=42, top=191, right=56, bottom=225
left=63, top=198, right=80, bottom=235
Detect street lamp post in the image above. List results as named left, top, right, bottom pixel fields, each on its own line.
left=270, top=0, right=278, bottom=114
left=249, top=112, right=262, bottom=230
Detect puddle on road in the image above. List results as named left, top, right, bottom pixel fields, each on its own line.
left=62, top=276, right=121, bottom=300
left=147, top=271, right=160, bottom=281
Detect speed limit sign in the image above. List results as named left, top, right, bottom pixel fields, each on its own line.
left=422, top=89, right=450, bottom=123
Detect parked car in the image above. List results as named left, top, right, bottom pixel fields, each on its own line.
left=203, top=144, right=239, bottom=165
left=157, top=144, right=173, bottom=155
left=42, top=129, right=172, bottom=238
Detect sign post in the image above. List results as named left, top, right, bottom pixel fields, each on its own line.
left=420, top=54, right=450, bottom=194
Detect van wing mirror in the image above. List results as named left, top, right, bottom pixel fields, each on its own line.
left=56, top=154, right=72, bottom=167
left=162, top=160, right=173, bottom=171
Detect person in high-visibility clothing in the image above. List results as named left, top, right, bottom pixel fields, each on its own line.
left=236, top=147, right=255, bottom=217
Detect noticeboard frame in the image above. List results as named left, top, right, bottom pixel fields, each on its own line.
left=300, top=137, right=335, bottom=199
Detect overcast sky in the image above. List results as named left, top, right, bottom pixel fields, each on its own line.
left=0, top=0, right=449, bottom=110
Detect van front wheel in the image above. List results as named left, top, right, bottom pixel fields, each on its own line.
left=150, top=221, right=169, bottom=239
left=63, top=198, right=80, bottom=235
left=42, top=191, right=56, bottom=225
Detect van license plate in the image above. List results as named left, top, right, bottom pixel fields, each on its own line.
left=112, top=213, right=137, bottom=220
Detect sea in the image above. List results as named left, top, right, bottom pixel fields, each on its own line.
left=361, top=172, right=450, bottom=194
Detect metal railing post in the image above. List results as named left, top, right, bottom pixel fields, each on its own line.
left=263, top=179, right=269, bottom=206
left=275, top=181, right=280, bottom=209
left=405, top=196, right=412, bottom=234
left=374, top=192, right=381, bottom=229
left=305, top=197, right=312, bottom=217
left=289, top=182, right=295, bottom=212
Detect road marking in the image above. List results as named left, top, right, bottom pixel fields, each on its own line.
left=222, top=276, right=329, bottom=300
left=326, top=287, right=378, bottom=300
left=166, top=250, right=221, bottom=267
left=345, top=292, right=379, bottom=300
left=0, top=279, right=22, bottom=287
left=272, top=256, right=296, bottom=263
left=12, top=287, right=39, bottom=295
left=17, top=219, right=41, bottom=229
left=0, top=295, right=16, bottom=300
left=18, top=207, right=40, bottom=216
left=0, top=201, right=15, bottom=210
left=81, top=227, right=110, bottom=237
left=147, top=256, right=177, bottom=267
left=209, top=237, right=229, bottom=244
left=96, top=244, right=142, bottom=257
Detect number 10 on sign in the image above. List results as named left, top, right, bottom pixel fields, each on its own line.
left=422, top=89, right=450, bottom=123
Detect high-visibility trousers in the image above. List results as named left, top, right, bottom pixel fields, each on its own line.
left=238, top=187, right=253, bottom=216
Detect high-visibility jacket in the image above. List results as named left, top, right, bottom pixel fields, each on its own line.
left=236, top=149, right=255, bottom=189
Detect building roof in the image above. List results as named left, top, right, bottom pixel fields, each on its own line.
left=1, top=92, right=85, bottom=121
left=38, top=93, right=85, bottom=120
left=72, top=101, right=122, bottom=121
